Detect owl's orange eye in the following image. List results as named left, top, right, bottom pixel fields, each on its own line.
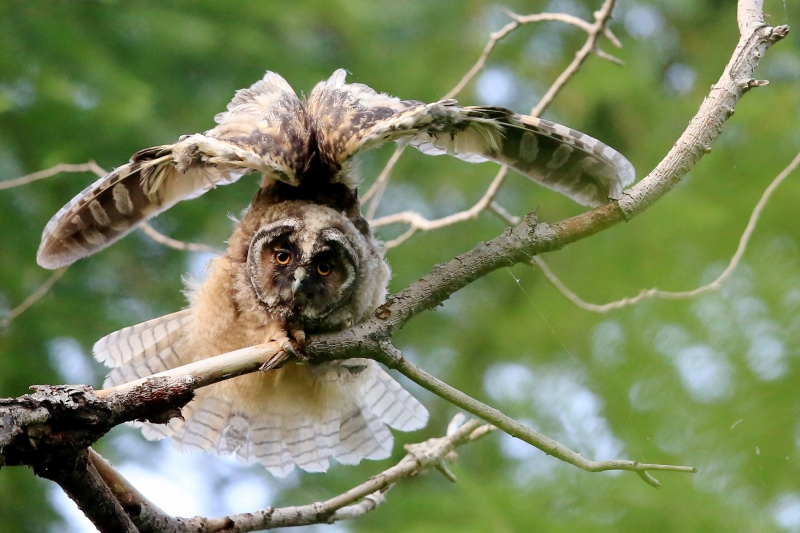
left=274, top=251, right=291, bottom=265
left=317, top=262, right=332, bottom=276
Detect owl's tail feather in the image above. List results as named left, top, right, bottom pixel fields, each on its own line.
left=96, top=311, right=428, bottom=476
left=135, top=361, right=427, bottom=477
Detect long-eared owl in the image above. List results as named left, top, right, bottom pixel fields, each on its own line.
left=36, top=70, right=634, bottom=475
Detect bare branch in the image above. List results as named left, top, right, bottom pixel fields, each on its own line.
left=139, top=222, right=224, bottom=256
left=36, top=449, right=138, bottom=533
left=376, top=344, right=692, bottom=488
left=0, top=161, right=105, bottom=189
left=362, top=144, right=405, bottom=206
left=533, top=148, right=800, bottom=312
left=97, top=341, right=281, bottom=398
left=1, top=267, right=68, bottom=328
left=444, top=9, right=595, bottom=100
left=87, top=418, right=493, bottom=532
left=530, top=0, right=620, bottom=118
left=618, top=5, right=787, bottom=217
left=372, top=166, right=508, bottom=248
left=489, top=201, right=521, bottom=225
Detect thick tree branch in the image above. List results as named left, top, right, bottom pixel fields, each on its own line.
left=36, top=449, right=138, bottom=533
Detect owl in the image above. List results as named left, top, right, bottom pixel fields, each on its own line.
left=36, top=70, right=635, bottom=475
left=92, top=197, right=425, bottom=475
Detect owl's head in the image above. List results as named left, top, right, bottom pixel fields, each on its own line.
left=236, top=201, right=389, bottom=332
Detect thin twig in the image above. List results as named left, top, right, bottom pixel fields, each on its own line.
left=530, top=0, right=620, bottom=117
left=139, top=222, right=224, bottom=256
left=372, top=166, right=508, bottom=248
left=0, top=161, right=106, bottom=189
left=489, top=201, right=521, bottom=225
left=444, top=10, right=596, bottom=100
left=379, top=344, right=693, bottom=489
left=1, top=267, right=68, bottom=328
left=532, top=149, right=800, bottom=312
left=362, top=144, right=405, bottom=205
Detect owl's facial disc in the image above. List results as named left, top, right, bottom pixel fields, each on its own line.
left=247, top=219, right=301, bottom=306
left=246, top=219, right=360, bottom=321
left=294, top=228, right=359, bottom=319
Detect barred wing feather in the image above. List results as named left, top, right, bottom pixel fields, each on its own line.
left=37, top=71, right=309, bottom=269
left=408, top=107, right=636, bottom=207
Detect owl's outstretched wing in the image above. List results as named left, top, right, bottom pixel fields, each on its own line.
left=409, top=107, right=636, bottom=207
left=306, top=69, right=634, bottom=207
left=37, top=72, right=309, bottom=269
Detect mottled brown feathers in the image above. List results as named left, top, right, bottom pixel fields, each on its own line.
left=38, top=68, right=634, bottom=270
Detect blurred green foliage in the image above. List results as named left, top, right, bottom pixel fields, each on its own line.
left=1, top=0, right=800, bottom=532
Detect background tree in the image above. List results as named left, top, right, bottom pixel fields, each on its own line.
left=1, top=0, right=799, bottom=532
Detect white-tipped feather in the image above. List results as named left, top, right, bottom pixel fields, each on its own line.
left=97, top=315, right=428, bottom=476
left=93, top=309, right=191, bottom=367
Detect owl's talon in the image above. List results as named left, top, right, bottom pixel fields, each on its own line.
left=290, top=328, right=307, bottom=349
left=282, top=340, right=298, bottom=358
left=260, top=350, right=290, bottom=372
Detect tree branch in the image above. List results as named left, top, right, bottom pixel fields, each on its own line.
left=139, top=222, right=224, bottom=256
left=85, top=418, right=493, bottom=533
left=529, top=0, right=622, bottom=117
left=0, top=161, right=106, bottom=189
left=36, top=449, right=138, bottom=533
left=532, top=148, right=800, bottom=312
left=1, top=267, right=68, bottom=328
left=372, top=166, right=508, bottom=248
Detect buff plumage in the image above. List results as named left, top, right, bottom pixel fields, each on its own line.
left=39, top=69, right=635, bottom=475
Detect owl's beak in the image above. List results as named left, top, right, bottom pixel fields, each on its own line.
left=292, top=267, right=308, bottom=295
